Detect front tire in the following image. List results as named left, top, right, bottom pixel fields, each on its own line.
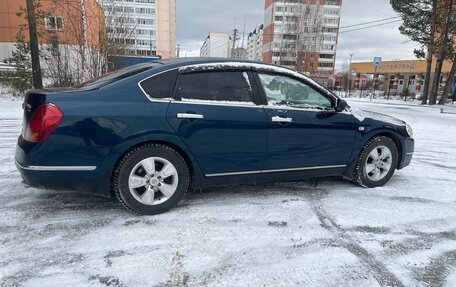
left=355, top=136, right=398, bottom=188
left=113, top=144, right=190, bottom=215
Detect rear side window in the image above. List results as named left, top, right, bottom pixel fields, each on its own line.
left=175, top=71, right=254, bottom=104
left=140, top=70, right=177, bottom=99
left=75, top=63, right=159, bottom=90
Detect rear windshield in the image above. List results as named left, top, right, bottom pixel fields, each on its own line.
left=75, top=62, right=162, bottom=90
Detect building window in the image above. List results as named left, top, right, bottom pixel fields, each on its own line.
left=319, top=54, right=333, bottom=59
left=137, top=18, right=155, bottom=25
left=135, top=8, right=155, bottom=14
left=136, top=49, right=154, bottom=56
left=45, top=16, right=64, bottom=31
left=318, top=62, right=334, bottom=68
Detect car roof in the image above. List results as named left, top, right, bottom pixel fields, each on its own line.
left=143, top=58, right=339, bottom=102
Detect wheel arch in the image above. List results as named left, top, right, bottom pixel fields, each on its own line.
left=343, top=130, right=403, bottom=181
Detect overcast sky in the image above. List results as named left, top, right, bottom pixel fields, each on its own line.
left=176, top=0, right=419, bottom=70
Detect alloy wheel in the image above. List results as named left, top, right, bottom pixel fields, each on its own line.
left=365, top=145, right=393, bottom=182
left=128, top=157, right=179, bottom=206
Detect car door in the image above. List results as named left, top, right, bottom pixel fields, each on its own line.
left=166, top=70, right=268, bottom=176
left=255, top=72, right=357, bottom=171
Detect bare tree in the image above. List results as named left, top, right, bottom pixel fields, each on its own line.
left=39, top=0, right=109, bottom=86
left=19, top=0, right=140, bottom=87
left=100, top=1, right=139, bottom=66
left=26, top=0, right=43, bottom=89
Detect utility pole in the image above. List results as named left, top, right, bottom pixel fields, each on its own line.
left=371, top=67, right=377, bottom=102
left=241, top=14, right=246, bottom=48
left=348, top=53, right=353, bottom=98
left=176, top=44, right=180, bottom=58
left=231, top=28, right=238, bottom=59
left=26, top=0, right=43, bottom=89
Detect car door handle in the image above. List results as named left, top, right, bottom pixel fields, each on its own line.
left=271, top=116, right=293, bottom=123
left=177, top=113, right=204, bottom=119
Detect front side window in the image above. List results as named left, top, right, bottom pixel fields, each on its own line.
left=175, top=71, right=255, bottom=104
left=258, top=73, right=332, bottom=110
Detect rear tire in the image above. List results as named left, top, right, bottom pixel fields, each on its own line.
left=355, top=136, right=398, bottom=188
left=112, top=144, right=189, bottom=215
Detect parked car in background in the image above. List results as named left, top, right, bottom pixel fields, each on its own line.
left=15, top=59, right=414, bottom=215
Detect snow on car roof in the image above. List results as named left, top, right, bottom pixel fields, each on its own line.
left=177, top=61, right=337, bottom=99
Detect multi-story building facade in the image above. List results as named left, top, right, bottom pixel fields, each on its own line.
left=263, top=0, right=342, bottom=85
left=232, top=47, right=247, bottom=60
left=247, top=25, right=264, bottom=61
left=200, top=32, right=232, bottom=58
left=0, top=0, right=104, bottom=63
left=0, top=0, right=105, bottom=82
left=102, top=0, right=176, bottom=59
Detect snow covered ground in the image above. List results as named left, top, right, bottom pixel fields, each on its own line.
left=1, top=99, right=456, bottom=287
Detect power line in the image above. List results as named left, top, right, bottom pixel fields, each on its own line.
left=339, top=20, right=403, bottom=34
left=195, top=17, right=405, bottom=56
left=237, top=19, right=403, bottom=38
left=237, top=16, right=403, bottom=36
left=339, top=16, right=401, bottom=29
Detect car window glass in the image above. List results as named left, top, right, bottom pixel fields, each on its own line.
left=175, top=71, right=255, bottom=104
left=75, top=63, right=159, bottom=90
left=258, top=73, right=332, bottom=110
left=140, top=73, right=171, bottom=99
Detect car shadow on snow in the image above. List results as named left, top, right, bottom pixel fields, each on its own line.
left=16, top=172, right=419, bottom=217
left=16, top=177, right=351, bottom=215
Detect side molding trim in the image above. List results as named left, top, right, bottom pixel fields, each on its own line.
left=16, top=160, right=97, bottom=171
left=205, top=164, right=347, bottom=178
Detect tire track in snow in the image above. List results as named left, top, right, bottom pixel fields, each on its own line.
left=307, top=189, right=406, bottom=287
left=419, top=250, right=456, bottom=287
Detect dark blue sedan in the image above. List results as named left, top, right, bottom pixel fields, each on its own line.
left=15, top=59, right=414, bottom=215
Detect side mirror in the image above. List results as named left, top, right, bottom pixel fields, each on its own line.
left=335, top=99, right=348, bottom=112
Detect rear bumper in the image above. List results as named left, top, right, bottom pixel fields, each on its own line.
left=15, top=139, right=112, bottom=197
left=398, top=138, right=414, bottom=169
left=15, top=159, right=108, bottom=196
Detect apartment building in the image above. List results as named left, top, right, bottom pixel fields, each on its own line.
left=0, top=0, right=104, bottom=63
left=200, top=32, right=232, bottom=58
left=263, top=0, right=342, bottom=85
left=102, top=0, right=176, bottom=59
left=247, top=25, right=264, bottom=61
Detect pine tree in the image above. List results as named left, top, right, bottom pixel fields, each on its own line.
left=10, top=26, right=32, bottom=94
left=392, top=0, right=455, bottom=105
left=390, top=0, right=436, bottom=104
left=429, top=0, right=454, bottom=105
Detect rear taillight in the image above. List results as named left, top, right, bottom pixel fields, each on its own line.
left=24, top=103, right=63, bottom=142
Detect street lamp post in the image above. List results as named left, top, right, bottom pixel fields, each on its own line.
left=371, top=66, right=378, bottom=102
left=348, top=53, right=353, bottom=98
